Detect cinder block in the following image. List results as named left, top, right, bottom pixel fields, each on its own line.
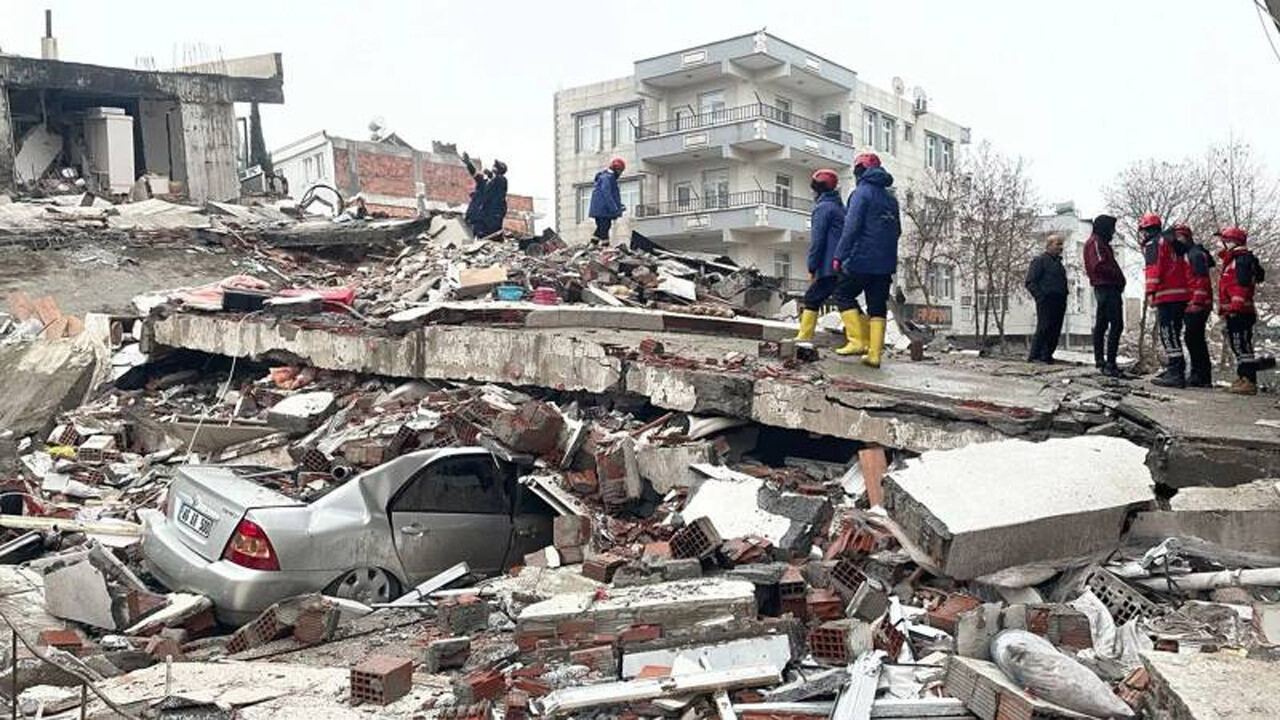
left=670, top=516, right=721, bottom=560
left=807, top=619, right=872, bottom=665
left=350, top=654, right=414, bottom=705
left=225, top=605, right=285, bottom=654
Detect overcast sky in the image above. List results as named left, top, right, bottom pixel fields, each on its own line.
left=5, top=1, right=1280, bottom=226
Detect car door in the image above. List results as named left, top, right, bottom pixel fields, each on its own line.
left=507, top=480, right=557, bottom=567
left=388, top=452, right=512, bottom=583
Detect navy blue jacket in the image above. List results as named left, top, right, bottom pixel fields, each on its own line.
left=463, top=156, right=487, bottom=227
left=477, top=174, right=508, bottom=231
left=589, top=169, right=623, bottom=219
left=808, top=190, right=845, bottom=278
left=835, top=167, right=901, bottom=275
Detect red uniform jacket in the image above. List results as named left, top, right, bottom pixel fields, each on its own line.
left=1084, top=234, right=1126, bottom=288
left=1185, top=243, right=1214, bottom=314
left=1218, top=247, right=1264, bottom=316
left=1143, top=235, right=1190, bottom=305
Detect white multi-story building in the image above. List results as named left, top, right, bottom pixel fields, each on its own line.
left=553, top=32, right=969, bottom=293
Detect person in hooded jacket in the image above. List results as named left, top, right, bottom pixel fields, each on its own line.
left=1083, top=214, right=1125, bottom=376
left=589, top=158, right=627, bottom=242
left=1025, top=234, right=1069, bottom=364
left=1177, top=224, right=1216, bottom=387
left=1142, top=213, right=1191, bottom=388
left=1216, top=226, right=1274, bottom=395
left=474, top=160, right=508, bottom=238
left=832, top=153, right=901, bottom=368
left=794, top=169, right=851, bottom=342
left=462, top=152, right=488, bottom=236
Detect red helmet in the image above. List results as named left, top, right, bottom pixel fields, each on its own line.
left=1138, top=213, right=1162, bottom=230
left=810, top=168, right=840, bottom=191
left=1215, top=226, right=1248, bottom=244
left=608, top=157, right=626, bottom=172
left=1171, top=223, right=1192, bottom=237
left=852, top=153, right=882, bottom=170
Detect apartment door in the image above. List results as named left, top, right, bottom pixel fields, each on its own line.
left=775, top=174, right=792, bottom=208
left=702, top=169, right=729, bottom=209
left=672, top=107, right=694, bottom=131
left=823, top=112, right=842, bottom=141
left=775, top=97, right=792, bottom=125
left=673, top=182, right=694, bottom=212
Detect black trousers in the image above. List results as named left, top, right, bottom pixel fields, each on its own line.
left=1227, top=313, right=1257, bottom=382
left=1092, top=286, right=1124, bottom=366
left=1156, top=302, right=1187, bottom=366
left=837, top=272, right=891, bottom=318
left=593, top=217, right=613, bottom=240
left=802, top=275, right=863, bottom=313
left=1029, top=294, right=1067, bottom=361
left=1184, top=310, right=1211, bottom=380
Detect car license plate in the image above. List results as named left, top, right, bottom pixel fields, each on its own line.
left=177, top=503, right=214, bottom=537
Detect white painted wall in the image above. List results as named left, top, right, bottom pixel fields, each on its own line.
left=272, top=132, right=334, bottom=202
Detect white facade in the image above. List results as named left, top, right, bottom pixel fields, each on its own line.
left=271, top=130, right=335, bottom=201
left=553, top=32, right=969, bottom=291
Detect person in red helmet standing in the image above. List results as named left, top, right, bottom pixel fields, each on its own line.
left=1216, top=226, right=1272, bottom=394
left=833, top=153, right=901, bottom=367
left=1142, top=213, right=1191, bottom=387
left=1177, top=224, right=1216, bottom=387
left=589, top=157, right=627, bottom=243
left=794, top=169, right=853, bottom=343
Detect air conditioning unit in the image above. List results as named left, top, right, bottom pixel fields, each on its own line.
left=912, top=96, right=928, bottom=116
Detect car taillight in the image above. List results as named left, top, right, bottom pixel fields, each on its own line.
left=222, top=518, right=280, bottom=571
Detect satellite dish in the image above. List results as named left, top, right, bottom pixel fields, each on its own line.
left=892, top=77, right=905, bottom=96
left=368, top=116, right=386, bottom=133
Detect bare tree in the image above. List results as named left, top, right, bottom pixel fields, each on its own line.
left=956, top=143, right=1039, bottom=346
left=901, top=168, right=965, bottom=308
left=1102, top=157, right=1206, bottom=369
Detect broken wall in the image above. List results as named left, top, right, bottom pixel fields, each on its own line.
left=177, top=101, right=238, bottom=202
left=137, top=99, right=183, bottom=181
left=0, top=85, right=15, bottom=187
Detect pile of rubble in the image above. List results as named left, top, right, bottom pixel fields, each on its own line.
left=0, top=333, right=1277, bottom=718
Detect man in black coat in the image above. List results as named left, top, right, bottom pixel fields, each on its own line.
left=462, top=152, right=488, bottom=235
left=1025, top=234, right=1069, bottom=363
left=475, top=160, right=508, bottom=238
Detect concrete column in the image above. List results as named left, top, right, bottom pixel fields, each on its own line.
left=0, top=84, right=15, bottom=195
left=177, top=101, right=238, bottom=202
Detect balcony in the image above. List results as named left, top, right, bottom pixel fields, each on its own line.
left=635, top=103, right=854, bottom=168
left=633, top=189, right=813, bottom=238
left=635, top=32, right=857, bottom=96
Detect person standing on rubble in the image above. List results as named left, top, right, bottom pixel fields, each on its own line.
left=833, top=153, right=900, bottom=368
left=462, top=152, right=488, bottom=237
left=1084, top=214, right=1125, bottom=376
left=1179, top=224, right=1216, bottom=387
left=794, top=169, right=850, bottom=343
left=1142, top=213, right=1192, bottom=388
left=1025, top=234, right=1069, bottom=364
left=1216, top=226, right=1273, bottom=395
left=589, top=157, right=627, bottom=243
left=474, top=160, right=509, bottom=239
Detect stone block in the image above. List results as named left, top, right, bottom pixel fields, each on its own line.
left=266, top=391, right=336, bottom=435
left=1142, top=651, right=1280, bottom=720
left=491, top=402, right=564, bottom=456
left=882, top=437, right=1154, bottom=580
left=633, top=441, right=716, bottom=494
left=424, top=637, right=471, bottom=672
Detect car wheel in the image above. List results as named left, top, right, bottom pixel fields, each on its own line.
left=329, top=567, right=399, bottom=605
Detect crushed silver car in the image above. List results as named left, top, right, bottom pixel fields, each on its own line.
left=140, top=448, right=556, bottom=624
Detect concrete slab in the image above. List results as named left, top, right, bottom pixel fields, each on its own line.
left=883, top=436, right=1156, bottom=580
left=684, top=464, right=830, bottom=555
left=0, top=338, right=97, bottom=439
left=517, top=578, right=756, bottom=636
left=1141, top=650, right=1280, bottom=720
left=1128, top=479, right=1280, bottom=557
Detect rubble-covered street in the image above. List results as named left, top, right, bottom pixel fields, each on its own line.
left=2, top=201, right=1279, bottom=719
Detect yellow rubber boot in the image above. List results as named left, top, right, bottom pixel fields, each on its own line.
left=833, top=310, right=868, bottom=356
left=794, top=309, right=819, bottom=341
left=862, top=317, right=887, bottom=368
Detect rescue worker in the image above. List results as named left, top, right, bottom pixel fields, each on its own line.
left=1084, top=214, right=1125, bottom=376
left=475, top=160, right=509, bottom=238
left=1178, top=224, right=1216, bottom=387
left=794, top=169, right=852, bottom=343
left=1025, top=234, right=1069, bottom=364
left=1142, top=213, right=1191, bottom=388
left=588, top=157, right=627, bottom=243
left=833, top=153, right=901, bottom=368
left=1217, top=226, right=1272, bottom=395
left=461, top=152, right=488, bottom=236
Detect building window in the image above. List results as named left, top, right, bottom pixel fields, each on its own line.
left=863, top=108, right=897, bottom=153
left=698, top=90, right=726, bottom=118
left=925, top=263, right=955, bottom=300
left=314, top=152, right=327, bottom=179
left=941, top=138, right=954, bottom=171
left=926, top=134, right=938, bottom=170
left=575, top=185, right=591, bottom=223
left=775, top=174, right=792, bottom=208
left=903, top=123, right=914, bottom=143
left=619, top=179, right=641, bottom=217
left=774, top=252, right=792, bottom=279
left=575, top=112, right=602, bottom=154
left=613, top=105, right=640, bottom=147
left=775, top=97, right=792, bottom=124
left=926, top=133, right=954, bottom=171
left=702, top=169, right=729, bottom=209
left=975, top=290, right=1009, bottom=314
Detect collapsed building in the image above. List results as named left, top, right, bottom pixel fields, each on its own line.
left=0, top=12, right=284, bottom=202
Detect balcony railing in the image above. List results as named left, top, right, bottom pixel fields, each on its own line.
left=636, top=189, right=813, bottom=218
left=636, top=102, right=854, bottom=145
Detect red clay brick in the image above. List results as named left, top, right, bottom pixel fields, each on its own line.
left=350, top=654, right=413, bottom=705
